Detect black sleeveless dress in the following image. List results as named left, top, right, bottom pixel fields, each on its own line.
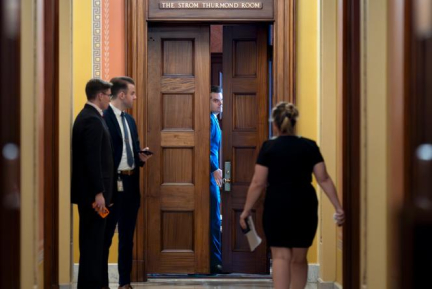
left=256, top=136, right=324, bottom=248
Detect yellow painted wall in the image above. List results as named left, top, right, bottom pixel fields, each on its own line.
left=21, top=0, right=74, bottom=286
left=72, top=0, right=92, bottom=265
left=318, top=0, right=340, bottom=283
left=21, top=0, right=38, bottom=286
left=59, top=0, right=73, bottom=284
left=72, top=0, right=119, bottom=263
left=361, top=0, right=389, bottom=288
left=296, top=0, right=319, bottom=264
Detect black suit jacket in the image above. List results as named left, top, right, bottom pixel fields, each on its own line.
left=103, top=105, right=145, bottom=172
left=71, top=104, right=115, bottom=205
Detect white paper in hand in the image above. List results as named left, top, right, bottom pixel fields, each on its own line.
left=243, top=216, right=262, bottom=251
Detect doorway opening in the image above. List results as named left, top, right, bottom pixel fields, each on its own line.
left=144, top=22, right=273, bottom=275
left=211, top=24, right=273, bottom=274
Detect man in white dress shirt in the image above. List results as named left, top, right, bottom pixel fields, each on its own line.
left=101, top=76, right=152, bottom=289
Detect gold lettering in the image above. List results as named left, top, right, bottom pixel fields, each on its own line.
left=160, top=2, right=175, bottom=8
left=159, top=1, right=263, bottom=9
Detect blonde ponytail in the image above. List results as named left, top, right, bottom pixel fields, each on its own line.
left=271, top=102, right=298, bottom=135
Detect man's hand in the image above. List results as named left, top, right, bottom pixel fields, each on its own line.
left=138, top=147, right=153, bottom=163
left=94, top=193, right=106, bottom=211
left=213, top=169, right=223, bottom=187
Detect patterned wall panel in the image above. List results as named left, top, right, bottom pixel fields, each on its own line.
left=93, top=0, right=101, bottom=78
left=93, top=0, right=125, bottom=80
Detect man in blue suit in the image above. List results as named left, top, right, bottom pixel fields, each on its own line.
left=210, top=85, right=223, bottom=273
left=102, top=76, right=152, bottom=289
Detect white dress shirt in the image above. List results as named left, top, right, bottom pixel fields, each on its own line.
left=110, top=104, right=135, bottom=170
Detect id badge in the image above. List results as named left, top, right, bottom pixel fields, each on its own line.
left=117, top=177, right=124, bottom=192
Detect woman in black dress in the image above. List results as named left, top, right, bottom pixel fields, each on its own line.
left=240, top=102, right=344, bottom=289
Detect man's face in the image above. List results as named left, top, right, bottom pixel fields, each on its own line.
left=121, top=83, right=136, bottom=109
left=210, top=92, right=223, bottom=115
left=100, top=89, right=112, bottom=110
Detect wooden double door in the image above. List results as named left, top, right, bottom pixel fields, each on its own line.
left=145, top=24, right=269, bottom=274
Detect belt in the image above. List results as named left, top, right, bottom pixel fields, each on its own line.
left=118, top=170, right=135, bottom=176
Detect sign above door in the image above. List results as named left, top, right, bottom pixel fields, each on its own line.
left=148, top=0, right=274, bottom=21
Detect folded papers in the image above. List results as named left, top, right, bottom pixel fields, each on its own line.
left=242, top=216, right=262, bottom=251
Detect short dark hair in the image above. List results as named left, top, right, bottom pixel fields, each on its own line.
left=211, top=85, right=222, bottom=94
left=110, top=76, right=135, bottom=99
left=85, top=78, right=112, bottom=100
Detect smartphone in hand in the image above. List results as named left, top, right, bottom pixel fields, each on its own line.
left=139, top=150, right=154, bottom=155
left=92, top=202, right=109, bottom=218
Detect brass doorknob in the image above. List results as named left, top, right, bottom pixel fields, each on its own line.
left=223, top=178, right=231, bottom=183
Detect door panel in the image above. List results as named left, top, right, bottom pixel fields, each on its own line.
left=147, top=26, right=210, bottom=273
left=222, top=25, right=268, bottom=273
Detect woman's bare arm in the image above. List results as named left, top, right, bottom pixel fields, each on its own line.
left=239, top=165, right=268, bottom=229
left=313, top=162, right=345, bottom=225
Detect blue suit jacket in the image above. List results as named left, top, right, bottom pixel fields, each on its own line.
left=210, top=113, right=221, bottom=174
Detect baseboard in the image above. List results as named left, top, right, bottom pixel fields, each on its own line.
left=73, top=263, right=320, bottom=284
left=317, top=278, right=343, bottom=289
left=73, top=263, right=119, bottom=283
left=307, top=264, right=319, bottom=283
left=317, top=278, right=334, bottom=289
left=59, top=284, right=72, bottom=289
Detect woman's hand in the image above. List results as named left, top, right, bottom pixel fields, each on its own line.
left=333, top=208, right=345, bottom=226
left=239, top=210, right=251, bottom=230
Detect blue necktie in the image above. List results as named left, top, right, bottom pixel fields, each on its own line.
left=121, top=112, right=134, bottom=167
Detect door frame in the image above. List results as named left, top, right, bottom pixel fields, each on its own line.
left=43, top=0, right=60, bottom=287
left=341, top=0, right=360, bottom=288
left=126, top=0, right=296, bottom=281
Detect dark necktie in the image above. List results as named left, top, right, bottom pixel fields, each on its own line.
left=121, top=112, right=134, bottom=167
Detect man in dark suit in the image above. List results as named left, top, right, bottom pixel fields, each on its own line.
left=71, top=78, right=114, bottom=289
left=101, top=76, right=152, bottom=289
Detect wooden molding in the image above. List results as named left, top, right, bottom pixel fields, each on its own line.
left=126, top=0, right=149, bottom=282
left=273, top=0, right=296, bottom=104
left=341, top=0, right=360, bottom=288
left=43, top=0, right=60, bottom=287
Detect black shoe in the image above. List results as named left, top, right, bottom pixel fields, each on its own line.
left=211, top=264, right=229, bottom=274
